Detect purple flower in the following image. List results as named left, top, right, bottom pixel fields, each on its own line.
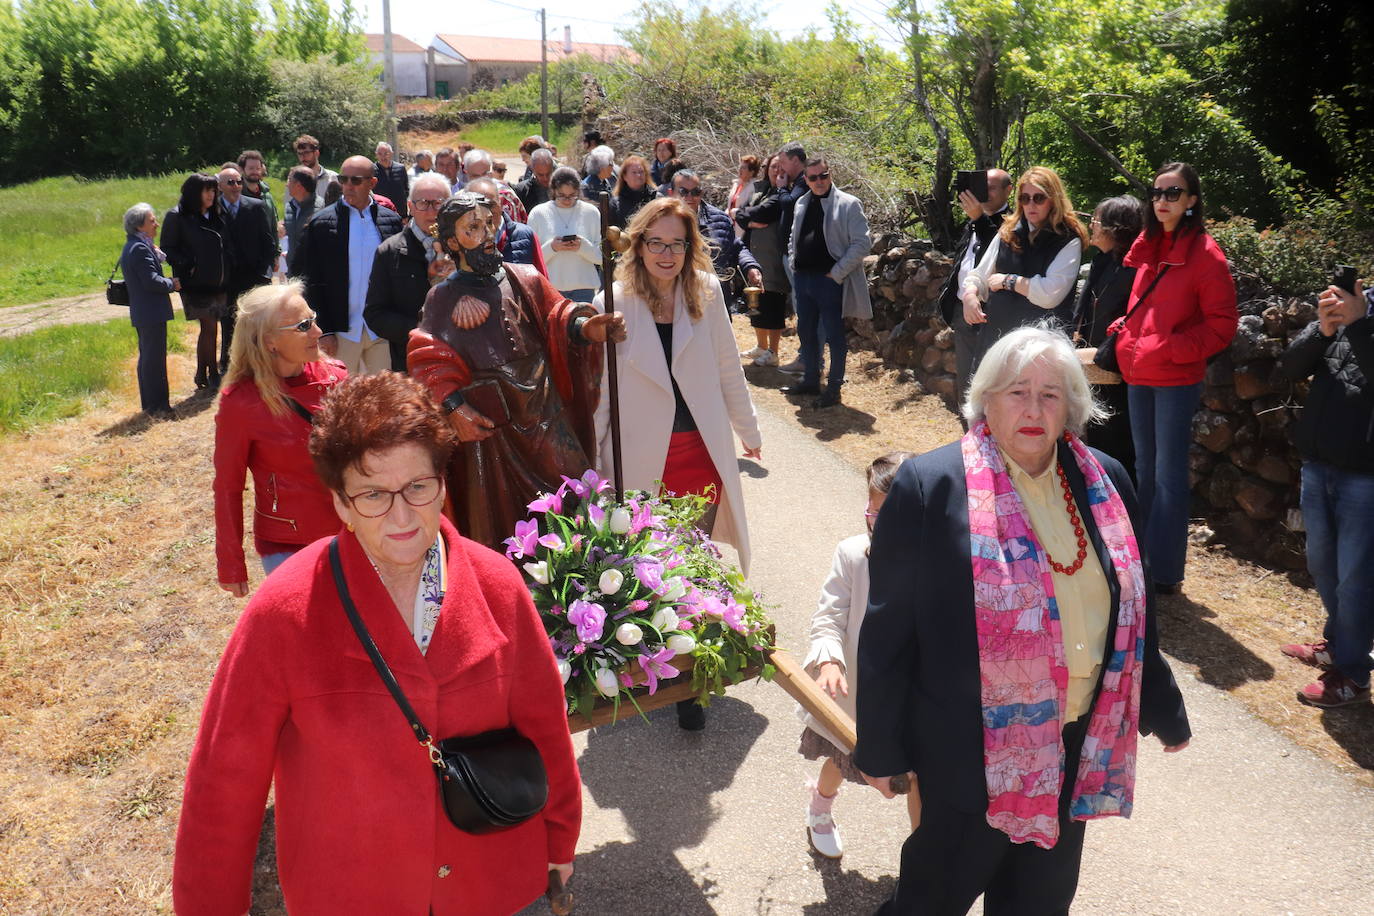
left=538, top=532, right=565, bottom=551
left=587, top=502, right=606, bottom=531
left=504, top=518, right=539, bottom=559
left=628, top=599, right=649, bottom=612
left=721, top=599, right=746, bottom=633
left=629, top=500, right=656, bottom=535
left=637, top=647, right=680, bottom=695
left=634, top=558, right=664, bottom=593
left=561, top=474, right=590, bottom=499
left=618, top=672, right=634, bottom=688
left=567, top=599, right=606, bottom=643
left=528, top=490, right=563, bottom=515
left=572, top=642, right=586, bottom=655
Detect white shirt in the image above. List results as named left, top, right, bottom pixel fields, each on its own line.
left=527, top=200, right=602, bottom=293
left=963, top=227, right=1082, bottom=308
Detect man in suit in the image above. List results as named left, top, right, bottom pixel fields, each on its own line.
left=293, top=155, right=403, bottom=376
left=282, top=166, right=317, bottom=277
left=515, top=148, right=555, bottom=213
left=373, top=141, right=410, bottom=219
left=937, top=168, right=1012, bottom=410
left=784, top=157, right=872, bottom=409
left=364, top=174, right=452, bottom=372
left=217, top=164, right=278, bottom=371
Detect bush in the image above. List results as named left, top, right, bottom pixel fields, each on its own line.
left=260, top=57, right=386, bottom=164
left=1209, top=199, right=1374, bottom=298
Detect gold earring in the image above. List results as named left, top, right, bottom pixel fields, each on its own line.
left=346, top=522, right=354, bottom=532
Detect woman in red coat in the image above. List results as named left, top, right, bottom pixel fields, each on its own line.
left=1114, top=162, right=1237, bottom=593
left=213, top=282, right=346, bottom=594
left=175, top=373, right=581, bottom=915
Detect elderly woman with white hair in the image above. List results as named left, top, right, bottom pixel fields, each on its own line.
left=121, top=201, right=182, bottom=419
left=854, top=324, right=1191, bottom=916
left=213, top=282, right=347, bottom=596
left=581, top=144, right=616, bottom=200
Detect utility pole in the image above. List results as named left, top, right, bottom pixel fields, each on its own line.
left=540, top=8, right=549, bottom=141
left=382, top=0, right=398, bottom=151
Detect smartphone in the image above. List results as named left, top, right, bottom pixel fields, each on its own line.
left=1334, top=264, right=1357, bottom=294
left=559, top=234, right=579, bottom=243
left=954, top=169, right=989, bottom=203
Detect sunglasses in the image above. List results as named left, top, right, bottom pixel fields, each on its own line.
left=1018, top=192, right=1049, bottom=206
left=277, top=315, right=318, bottom=333
left=674, top=187, right=704, bottom=198
left=338, top=174, right=371, bottom=186
left=805, top=171, right=831, bottom=182
left=222, top=178, right=243, bottom=186
left=1149, top=186, right=1187, bottom=202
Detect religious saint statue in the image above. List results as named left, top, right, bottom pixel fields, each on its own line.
left=408, top=191, right=625, bottom=548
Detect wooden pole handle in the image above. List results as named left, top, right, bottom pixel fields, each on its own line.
left=547, top=869, right=574, bottom=915
left=597, top=191, right=623, bottom=501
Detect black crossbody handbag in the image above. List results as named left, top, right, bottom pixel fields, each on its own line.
left=328, top=538, right=549, bottom=834
left=1093, top=264, right=1170, bottom=374
left=106, top=257, right=129, bottom=306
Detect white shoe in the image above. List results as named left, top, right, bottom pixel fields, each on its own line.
left=806, top=810, right=844, bottom=859
left=740, top=346, right=766, bottom=361
left=779, top=357, right=808, bottom=375
left=753, top=350, right=779, bottom=367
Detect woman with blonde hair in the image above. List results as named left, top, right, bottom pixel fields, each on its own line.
left=213, top=281, right=347, bottom=595
left=960, top=166, right=1086, bottom=369
left=592, top=196, right=763, bottom=730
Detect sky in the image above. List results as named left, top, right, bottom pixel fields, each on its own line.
left=339, top=0, right=909, bottom=52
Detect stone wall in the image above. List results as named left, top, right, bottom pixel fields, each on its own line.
left=855, top=237, right=1309, bottom=568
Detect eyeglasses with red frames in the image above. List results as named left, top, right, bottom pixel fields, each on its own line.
left=343, top=476, right=443, bottom=518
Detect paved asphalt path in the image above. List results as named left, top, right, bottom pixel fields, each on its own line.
left=553, top=392, right=1374, bottom=914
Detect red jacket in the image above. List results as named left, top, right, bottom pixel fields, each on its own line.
left=174, top=519, right=582, bottom=914
left=1116, top=228, right=1237, bottom=386
left=213, top=359, right=346, bottom=584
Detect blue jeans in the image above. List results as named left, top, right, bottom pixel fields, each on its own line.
left=260, top=551, right=296, bottom=577
left=793, top=271, right=846, bottom=389
left=1300, top=461, right=1374, bottom=686
left=561, top=288, right=596, bottom=303
left=1127, top=382, right=1202, bottom=585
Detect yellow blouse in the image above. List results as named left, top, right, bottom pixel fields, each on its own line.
left=1001, top=448, right=1111, bottom=721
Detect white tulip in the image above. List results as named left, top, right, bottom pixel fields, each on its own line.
left=661, top=577, right=687, bottom=600
left=615, top=622, right=643, bottom=645
left=666, top=633, right=696, bottom=655
left=594, top=666, right=619, bottom=698
left=608, top=507, right=633, bottom=534
left=599, top=568, right=625, bottom=595
left=651, top=607, right=679, bottom=632
left=522, top=560, right=551, bottom=585
left=556, top=657, right=572, bottom=684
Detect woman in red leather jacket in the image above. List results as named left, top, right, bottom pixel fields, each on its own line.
left=1114, top=162, right=1237, bottom=594
left=214, top=281, right=347, bottom=595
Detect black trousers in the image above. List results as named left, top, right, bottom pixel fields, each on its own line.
left=877, top=717, right=1090, bottom=916
left=135, top=322, right=171, bottom=412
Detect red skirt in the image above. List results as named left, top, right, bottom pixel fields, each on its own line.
left=660, top=430, right=723, bottom=504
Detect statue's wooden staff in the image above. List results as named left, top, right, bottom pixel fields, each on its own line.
left=598, top=191, right=628, bottom=501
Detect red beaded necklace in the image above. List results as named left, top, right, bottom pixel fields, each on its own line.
left=1048, top=458, right=1089, bottom=576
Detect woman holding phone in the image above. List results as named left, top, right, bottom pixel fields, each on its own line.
left=528, top=166, right=602, bottom=302
left=1112, top=162, right=1237, bottom=594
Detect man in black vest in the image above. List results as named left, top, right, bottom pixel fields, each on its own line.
left=217, top=163, right=278, bottom=371
left=937, top=168, right=1011, bottom=409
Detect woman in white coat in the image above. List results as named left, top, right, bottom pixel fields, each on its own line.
left=594, top=199, right=763, bottom=733
left=594, top=197, right=763, bottom=576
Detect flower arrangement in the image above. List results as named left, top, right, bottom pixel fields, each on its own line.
left=505, top=469, right=775, bottom=722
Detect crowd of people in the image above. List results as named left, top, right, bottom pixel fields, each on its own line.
left=107, top=130, right=1372, bottom=914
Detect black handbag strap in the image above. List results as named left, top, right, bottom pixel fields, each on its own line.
left=329, top=538, right=439, bottom=755
left=282, top=396, right=315, bottom=425
left=1117, top=263, right=1171, bottom=328
left=108, top=257, right=124, bottom=283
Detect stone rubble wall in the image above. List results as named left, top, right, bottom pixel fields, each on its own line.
left=854, top=235, right=1309, bottom=568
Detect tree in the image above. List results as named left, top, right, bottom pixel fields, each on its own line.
left=261, top=57, right=385, bottom=163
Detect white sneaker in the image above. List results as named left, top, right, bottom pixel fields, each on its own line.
left=753, top=350, right=779, bottom=367
left=779, top=357, right=808, bottom=375
left=740, top=346, right=766, bottom=361
left=806, top=810, right=844, bottom=859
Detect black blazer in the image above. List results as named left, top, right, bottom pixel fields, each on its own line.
left=363, top=227, right=431, bottom=372
left=1072, top=250, right=1137, bottom=347
left=220, top=196, right=278, bottom=290
left=937, top=207, right=1007, bottom=326
left=294, top=199, right=404, bottom=335
left=853, top=439, right=1191, bottom=814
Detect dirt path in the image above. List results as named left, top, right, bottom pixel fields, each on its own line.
left=0, top=290, right=135, bottom=337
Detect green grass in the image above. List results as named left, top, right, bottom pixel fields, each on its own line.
left=0, top=174, right=187, bottom=307
left=0, top=318, right=185, bottom=433
left=457, top=119, right=580, bottom=157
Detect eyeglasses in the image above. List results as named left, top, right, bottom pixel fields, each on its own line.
left=1149, top=186, right=1186, bottom=202
left=343, top=476, right=443, bottom=518
left=644, top=238, right=688, bottom=255
left=222, top=178, right=243, bottom=186
left=411, top=198, right=445, bottom=210
left=276, top=314, right=317, bottom=333
left=674, top=187, right=704, bottom=198
left=554, top=192, right=580, bottom=203
left=805, top=172, right=831, bottom=182
left=1018, top=192, right=1049, bottom=206
left=338, top=174, right=371, bottom=186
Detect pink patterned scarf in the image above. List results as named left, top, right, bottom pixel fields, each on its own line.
left=962, top=420, right=1146, bottom=849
